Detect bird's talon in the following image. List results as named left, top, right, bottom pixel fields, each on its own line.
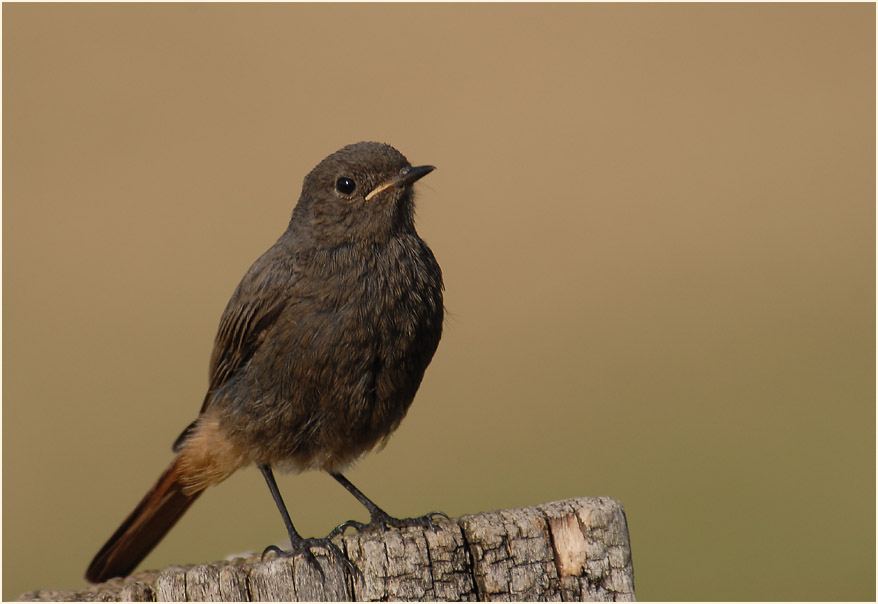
left=261, top=537, right=363, bottom=582
left=259, top=541, right=326, bottom=579
left=333, top=510, right=450, bottom=534
left=261, top=544, right=284, bottom=560
left=327, top=519, right=369, bottom=539
left=422, top=510, right=449, bottom=529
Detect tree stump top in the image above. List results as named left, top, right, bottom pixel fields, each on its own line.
left=21, top=496, right=635, bottom=601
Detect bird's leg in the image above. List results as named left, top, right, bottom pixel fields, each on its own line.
left=258, top=464, right=360, bottom=581
left=327, top=472, right=448, bottom=538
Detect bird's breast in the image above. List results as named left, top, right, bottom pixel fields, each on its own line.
left=216, top=235, right=443, bottom=471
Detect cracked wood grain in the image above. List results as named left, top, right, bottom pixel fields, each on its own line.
left=20, top=496, right=635, bottom=602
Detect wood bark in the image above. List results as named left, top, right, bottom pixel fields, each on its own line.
left=21, top=496, right=635, bottom=601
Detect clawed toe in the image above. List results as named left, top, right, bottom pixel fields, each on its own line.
left=327, top=519, right=369, bottom=539
left=418, top=510, right=449, bottom=529
left=261, top=541, right=325, bottom=578
left=329, top=509, right=450, bottom=537
left=261, top=544, right=285, bottom=560
left=260, top=538, right=361, bottom=582
left=376, top=509, right=449, bottom=531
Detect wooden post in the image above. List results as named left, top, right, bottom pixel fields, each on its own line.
left=21, top=496, right=635, bottom=601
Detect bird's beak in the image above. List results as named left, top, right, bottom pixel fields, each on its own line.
left=365, top=165, right=436, bottom=201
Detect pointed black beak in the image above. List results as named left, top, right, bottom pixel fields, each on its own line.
left=365, top=165, right=436, bottom=201
left=398, top=165, right=436, bottom=186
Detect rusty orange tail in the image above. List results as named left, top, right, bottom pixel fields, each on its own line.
left=85, top=458, right=202, bottom=583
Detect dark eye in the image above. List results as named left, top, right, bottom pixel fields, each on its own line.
left=335, top=177, right=356, bottom=195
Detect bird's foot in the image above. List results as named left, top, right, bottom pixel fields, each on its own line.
left=328, top=509, right=449, bottom=538
left=261, top=537, right=362, bottom=582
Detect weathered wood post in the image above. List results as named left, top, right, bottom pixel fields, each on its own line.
left=21, top=496, right=635, bottom=601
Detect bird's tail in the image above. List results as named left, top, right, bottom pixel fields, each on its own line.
left=85, top=457, right=203, bottom=583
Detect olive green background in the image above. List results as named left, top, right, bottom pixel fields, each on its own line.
left=3, top=3, right=875, bottom=600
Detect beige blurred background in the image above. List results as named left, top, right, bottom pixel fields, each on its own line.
left=3, top=3, right=874, bottom=600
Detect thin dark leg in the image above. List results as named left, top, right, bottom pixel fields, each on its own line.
left=327, top=472, right=448, bottom=538
left=330, top=473, right=390, bottom=518
left=258, top=464, right=362, bottom=582
left=259, top=464, right=303, bottom=544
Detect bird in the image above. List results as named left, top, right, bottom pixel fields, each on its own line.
left=86, top=141, right=444, bottom=583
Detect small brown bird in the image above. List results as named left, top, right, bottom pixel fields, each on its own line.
left=86, top=142, right=444, bottom=583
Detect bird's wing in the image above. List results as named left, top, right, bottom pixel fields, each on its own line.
left=205, top=285, right=287, bottom=407
left=173, top=248, right=292, bottom=452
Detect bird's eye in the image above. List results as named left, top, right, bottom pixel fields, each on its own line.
left=335, top=177, right=356, bottom=195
